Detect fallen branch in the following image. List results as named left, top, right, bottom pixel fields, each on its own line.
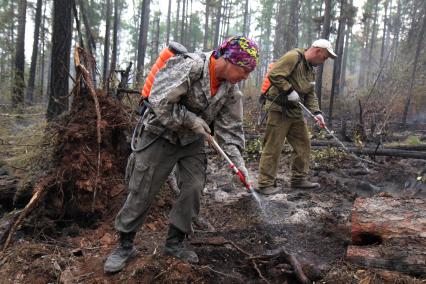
left=197, top=265, right=244, bottom=281
left=191, top=236, right=251, bottom=256
left=251, top=260, right=271, bottom=284
left=249, top=247, right=311, bottom=284
left=312, top=140, right=426, bottom=152
left=312, top=145, right=426, bottom=159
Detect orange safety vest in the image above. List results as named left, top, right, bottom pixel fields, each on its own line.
left=140, top=42, right=188, bottom=99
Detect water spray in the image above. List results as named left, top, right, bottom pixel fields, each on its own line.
left=298, top=102, right=374, bottom=171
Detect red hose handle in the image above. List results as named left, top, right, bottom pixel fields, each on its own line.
left=229, top=164, right=251, bottom=191
left=236, top=170, right=251, bottom=191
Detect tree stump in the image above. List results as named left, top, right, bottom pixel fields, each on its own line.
left=347, top=197, right=426, bottom=276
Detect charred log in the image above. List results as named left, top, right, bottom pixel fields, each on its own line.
left=347, top=197, right=426, bottom=276
left=346, top=245, right=426, bottom=277
left=312, top=144, right=426, bottom=159
left=312, top=140, right=426, bottom=152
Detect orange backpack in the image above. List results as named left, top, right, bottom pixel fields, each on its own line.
left=260, top=63, right=274, bottom=95
left=140, top=42, right=188, bottom=100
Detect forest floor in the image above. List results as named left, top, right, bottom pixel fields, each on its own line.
left=0, top=104, right=425, bottom=284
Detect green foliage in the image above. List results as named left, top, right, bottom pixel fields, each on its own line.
left=353, top=131, right=364, bottom=149
left=386, top=135, right=423, bottom=147
left=311, top=147, right=348, bottom=169
left=245, top=137, right=262, bottom=161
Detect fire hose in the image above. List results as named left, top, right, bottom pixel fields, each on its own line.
left=208, top=137, right=252, bottom=191
left=298, top=102, right=376, bottom=168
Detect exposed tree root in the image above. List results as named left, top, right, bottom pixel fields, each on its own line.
left=2, top=175, right=55, bottom=252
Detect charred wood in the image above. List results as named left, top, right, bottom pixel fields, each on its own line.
left=312, top=144, right=426, bottom=159
left=347, top=197, right=426, bottom=276
left=346, top=245, right=426, bottom=277
left=351, top=197, right=426, bottom=245
left=0, top=176, right=18, bottom=204
left=312, top=140, right=426, bottom=151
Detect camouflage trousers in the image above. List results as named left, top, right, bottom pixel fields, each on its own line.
left=115, top=130, right=207, bottom=234
left=258, top=110, right=311, bottom=188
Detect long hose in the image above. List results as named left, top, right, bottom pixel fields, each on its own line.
left=130, top=102, right=164, bottom=152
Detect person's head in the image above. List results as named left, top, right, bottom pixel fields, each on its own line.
left=213, top=36, right=259, bottom=84
left=305, top=39, right=337, bottom=66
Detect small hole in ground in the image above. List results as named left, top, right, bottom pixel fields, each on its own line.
left=355, top=233, right=382, bottom=245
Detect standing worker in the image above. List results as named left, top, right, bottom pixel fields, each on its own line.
left=257, top=39, right=336, bottom=195
left=104, top=36, right=259, bottom=273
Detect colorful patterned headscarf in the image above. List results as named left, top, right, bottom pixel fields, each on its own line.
left=213, top=36, right=259, bottom=71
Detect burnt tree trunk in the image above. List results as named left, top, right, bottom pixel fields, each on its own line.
left=366, top=0, right=379, bottom=86
left=203, top=0, right=210, bottom=51
left=380, top=0, right=389, bottom=66
left=242, top=0, right=249, bottom=36
left=109, top=0, right=119, bottom=83
left=284, top=0, right=300, bottom=52
left=79, top=0, right=97, bottom=85
left=166, top=0, right=172, bottom=44
left=213, top=0, right=222, bottom=48
left=392, top=0, right=401, bottom=61
left=328, top=0, right=346, bottom=127
left=174, top=0, right=181, bottom=41
left=26, top=0, right=42, bottom=104
left=102, top=0, right=111, bottom=89
left=46, top=0, right=72, bottom=121
left=136, top=0, right=150, bottom=86
left=315, top=0, right=332, bottom=109
left=402, top=3, right=426, bottom=126
left=39, top=1, right=47, bottom=100
left=347, top=197, right=426, bottom=276
left=180, top=0, right=186, bottom=44
left=12, top=0, right=27, bottom=109
left=273, top=0, right=286, bottom=60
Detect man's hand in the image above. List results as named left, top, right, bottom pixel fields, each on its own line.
left=191, top=117, right=211, bottom=138
left=287, top=90, right=300, bottom=102
left=237, top=166, right=251, bottom=187
left=315, top=113, right=325, bottom=128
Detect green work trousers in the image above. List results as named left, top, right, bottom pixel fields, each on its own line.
left=115, top=131, right=207, bottom=234
left=258, top=110, right=311, bottom=188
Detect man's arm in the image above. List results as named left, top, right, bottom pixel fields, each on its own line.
left=214, top=85, right=246, bottom=169
left=304, top=90, right=321, bottom=115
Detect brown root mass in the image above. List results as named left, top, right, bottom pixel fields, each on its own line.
left=44, top=88, right=131, bottom=224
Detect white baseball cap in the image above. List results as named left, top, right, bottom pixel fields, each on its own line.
left=312, top=39, right=337, bottom=59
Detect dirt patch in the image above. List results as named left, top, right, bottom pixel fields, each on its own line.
left=1, top=97, right=425, bottom=283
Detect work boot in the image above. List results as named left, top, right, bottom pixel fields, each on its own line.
left=104, top=231, right=138, bottom=273
left=291, top=179, right=320, bottom=189
left=164, top=225, right=199, bottom=263
left=255, top=185, right=281, bottom=195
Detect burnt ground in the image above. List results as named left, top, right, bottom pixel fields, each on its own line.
left=1, top=142, right=425, bottom=283
left=1, top=103, right=425, bottom=283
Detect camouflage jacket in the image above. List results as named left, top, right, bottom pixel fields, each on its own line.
left=144, top=51, right=246, bottom=167
left=265, top=48, right=321, bottom=118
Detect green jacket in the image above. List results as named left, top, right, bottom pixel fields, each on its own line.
left=265, top=48, right=321, bottom=118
